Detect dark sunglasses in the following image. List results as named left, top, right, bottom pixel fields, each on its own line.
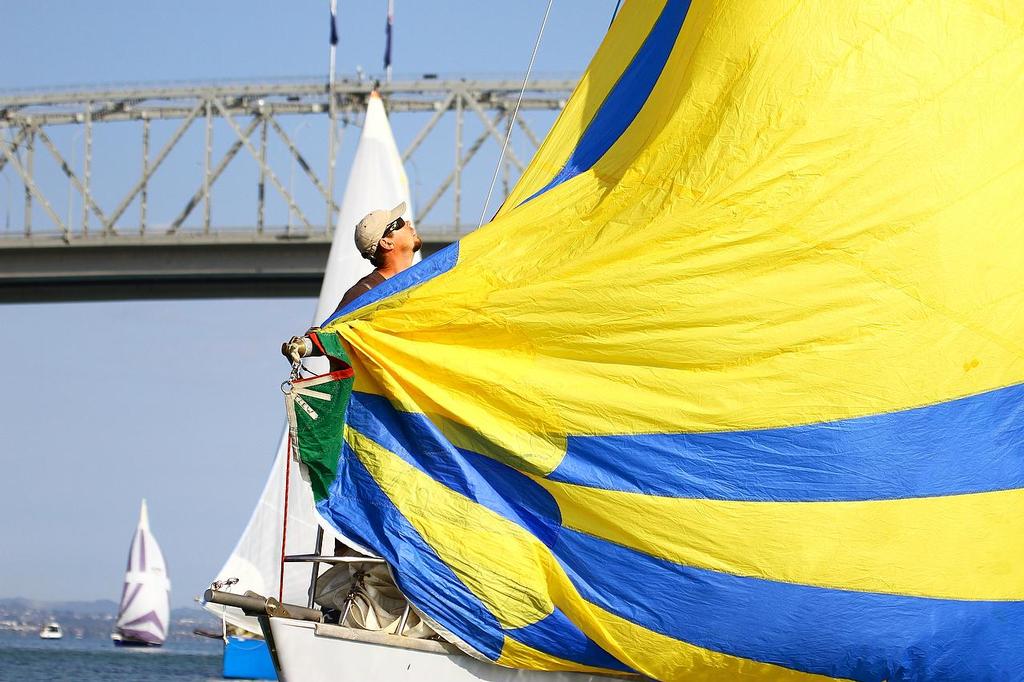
left=383, top=217, right=406, bottom=236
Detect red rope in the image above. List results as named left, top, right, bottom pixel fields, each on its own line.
left=279, top=433, right=293, bottom=602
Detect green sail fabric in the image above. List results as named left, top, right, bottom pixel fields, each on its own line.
left=284, top=334, right=353, bottom=502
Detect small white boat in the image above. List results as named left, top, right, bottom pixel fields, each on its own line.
left=38, top=621, right=63, bottom=640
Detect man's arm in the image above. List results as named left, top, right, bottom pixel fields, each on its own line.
left=282, top=277, right=377, bottom=366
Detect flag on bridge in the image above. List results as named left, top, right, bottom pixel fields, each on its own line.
left=384, top=0, right=394, bottom=78
left=329, top=0, right=338, bottom=47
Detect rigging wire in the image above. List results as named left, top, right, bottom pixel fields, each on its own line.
left=609, top=0, right=623, bottom=29
left=477, top=0, right=555, bottom=228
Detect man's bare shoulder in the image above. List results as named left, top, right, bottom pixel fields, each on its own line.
left=336, top=270, right=387, bottom=312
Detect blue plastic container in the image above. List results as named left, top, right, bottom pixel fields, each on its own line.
left=223, top=635, right=277, bottom=680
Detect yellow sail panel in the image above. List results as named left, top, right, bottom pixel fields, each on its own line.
left=540, top=479, right=1024, bottom=600
left=496, top=1, right=667, bottom=213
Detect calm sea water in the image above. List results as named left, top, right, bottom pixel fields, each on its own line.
left=0, top=632, right=227, bottom=682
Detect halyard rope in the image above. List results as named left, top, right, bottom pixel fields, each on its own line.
left=478, top=0, right=555, bottom=227
left=279, top=431, right=292, bottom=602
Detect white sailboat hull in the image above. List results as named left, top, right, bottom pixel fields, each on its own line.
left=265, top=617, right=618, bottom=682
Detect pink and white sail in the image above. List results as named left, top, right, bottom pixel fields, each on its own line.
left=114, top=499, right=170, bottom=646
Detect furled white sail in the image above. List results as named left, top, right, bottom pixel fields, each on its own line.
left=312, top=91, right=417, bottom=329
left=115, top=499, right=170, bottom=646
left=205, top=91, right=415, bottom=634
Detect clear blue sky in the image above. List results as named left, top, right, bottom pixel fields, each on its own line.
left=0, top=2, right=613, bottom=607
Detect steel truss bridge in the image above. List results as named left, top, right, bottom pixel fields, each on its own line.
left=0, top=78, right=572, bottom=302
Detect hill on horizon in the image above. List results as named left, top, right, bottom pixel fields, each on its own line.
left=0, top=597, right=207, bottom=618
left=0, top=597, right=118, bottom=616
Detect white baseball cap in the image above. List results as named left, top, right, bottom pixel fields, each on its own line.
left=354, top=202, right=407, bottom=260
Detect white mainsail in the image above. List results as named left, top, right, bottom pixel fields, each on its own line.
left=115, top=499, right=170, bottom=645
left=205, top=91, right=415, bottom=634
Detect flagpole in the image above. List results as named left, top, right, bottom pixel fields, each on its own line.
left=327, top=0, right=338, bottom=233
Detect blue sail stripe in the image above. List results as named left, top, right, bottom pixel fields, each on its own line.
left=553, top=527, right=1024, bottom=681
left=321, top=241, right=459, bottom=326
left=318, top=440, right=503, bottom=660
left=346, top=391, right=564, bottom=547
left=504, top=607, right=634, bottom=674
left=521, top=0, right=692, bottom=205
left=549, top=381, right=1024, bottom=501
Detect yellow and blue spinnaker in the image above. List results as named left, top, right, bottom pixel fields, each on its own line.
left=299, top=1, right=1024, bottom=679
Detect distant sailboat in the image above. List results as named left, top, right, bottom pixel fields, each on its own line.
left=204, top=90, right=415, bottom=679
left=112, top=499, right=170, bottom=647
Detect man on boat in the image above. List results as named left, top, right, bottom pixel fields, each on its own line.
left=281, top=202, right=421, bottom=363
left=336, top=201, right=422, bottom=312
left=279, top=202, right=423, bottom=623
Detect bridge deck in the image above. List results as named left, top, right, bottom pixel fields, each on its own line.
left=0, top=77, right=569, bottom=302
left=0, top=231, right=455, bottom=303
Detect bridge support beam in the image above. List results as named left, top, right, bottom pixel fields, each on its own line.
left=0, top=235, right=452, bottom=303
